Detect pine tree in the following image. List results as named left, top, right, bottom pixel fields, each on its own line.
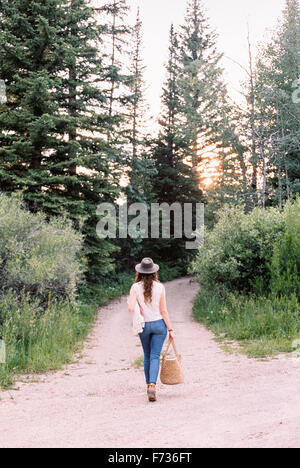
left=0, top=0, right=65, bottom=207
left=0, top=0, right=124, bottom=282
left=153, top=25, right=202, bottom=205
left=150, top=25, right=203, bottom=270
left=125, top=8, right=154, bottom=205
left=253, top=0, right=300, bottom=206
left=102, top=1, right=130, bottom=128
left=178, top=0, right=228, bottom=176
left=212, top=0, right=300, bottom=212
left=110, top=8, right=158, bottom=272
left=95, top=0, right=130, bottom=140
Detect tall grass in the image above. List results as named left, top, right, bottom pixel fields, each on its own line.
left=0, top=275, right=137, bottom=389
left=193, top=288, right=300, bottom=357
left=0, top=291, right=96, bottom=387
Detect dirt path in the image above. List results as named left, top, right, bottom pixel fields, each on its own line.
left=0, top=277, right=300, bottom=448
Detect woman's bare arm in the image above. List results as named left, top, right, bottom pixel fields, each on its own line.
left=160, top=286, right=174, bottom=339
left=127, top=285, right=137, bottom=313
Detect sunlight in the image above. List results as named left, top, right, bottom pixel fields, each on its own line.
left=203, top=177, right=214, bottom=188
left=197, top=142, right=222, bottom=190
left=120, top=173, right=130, bottom=188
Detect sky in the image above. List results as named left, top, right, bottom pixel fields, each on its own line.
left=127, top=0, right=287, bottom=123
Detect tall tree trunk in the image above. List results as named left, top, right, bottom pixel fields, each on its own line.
left=131, top=8, right=142, bottom=163
left=278, top=167, right=283, bottom=210
left=108, top=2, right=117, bottom=142
left=285, top=161, right=291, bottom=199
left=69, top=0, right=77, bottom=177
left=248, top=29, right=258, bottom=207
left=261, top=139, right=267, bottom=209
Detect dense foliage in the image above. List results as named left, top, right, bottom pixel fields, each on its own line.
left=0, top=194, right=83, bottom=303
left=0, top=0, right=124, bottom=282
left=192, top=198, right=300, bottom=357
left=271, top=199, right=300, bottom=298
left=191, top=204, right=285, bottom=293
left=206, top=0, right=300, bottom=215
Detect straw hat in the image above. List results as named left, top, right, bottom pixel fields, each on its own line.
left=135, top=258, right=159, bottom=274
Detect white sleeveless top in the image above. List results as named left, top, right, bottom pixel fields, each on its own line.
left=134, top=281, right=164, bottom=323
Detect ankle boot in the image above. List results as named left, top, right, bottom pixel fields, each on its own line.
left=147, top=383, right=156, bottom=402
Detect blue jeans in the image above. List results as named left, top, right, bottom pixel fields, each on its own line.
left=139, top=319, right=168, bottom=385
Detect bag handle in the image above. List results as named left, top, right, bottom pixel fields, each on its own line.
left=162, top=338, right=180, bottom=360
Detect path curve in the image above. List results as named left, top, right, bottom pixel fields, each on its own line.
left=0, top=277, right=300, bottom=448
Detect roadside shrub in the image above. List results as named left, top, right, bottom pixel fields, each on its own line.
left=194, top=288, right=300, bottom=339
left=0, top=269, right=136, bottom=388
left=158, top=262, right=182, bottom=282
left=193, top=287, right=300, bottom=357
left=79, top=271, right=135, bottom=307
left=0, top=193, right=83, bottom=304
left=0, top=289, right=97, bottom=387
left=270, top=198, right=300, bottom=299
left=190, top=204, right=285, bottom=293
left=191, top=199, right=300, bottom=358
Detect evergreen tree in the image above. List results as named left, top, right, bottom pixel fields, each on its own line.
left=209, top=0, right=300, bottom=213
left=151, top=0, right=231, bottom=249
left=150, top=25, right=203, bottom=270
left=112, top=8, right=157, bottom=272
left=253, top=0, right=300, bottom=206
left=178, top=0, right=228, bottom=176
left=0, top=0, right=65, bottom=207
left=153, top=25, right=202, bottom=205
left=0, top=0, right=124, bottom=282
left=96, top=0, right=131, bottom=143
left=100, top=0, right=130, bottom=131
left=125, top=8, right=154, bottom=205
left=207, top=80, right=256, bottom=216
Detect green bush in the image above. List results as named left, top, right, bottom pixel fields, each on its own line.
left=190, top=204, right=285, bottom=293
left=79, top=271, right=135, bottom=307
left=270, top=198, right=300, bottom=299
left=0, top=194, right=91, bottom=387
left=158, top=262, right=183, bottom=282
left=79, top=262, right=182, bottom=308
left=191, top=199, right=300, bottom=358
left=0, top=193, right=83, bottom=303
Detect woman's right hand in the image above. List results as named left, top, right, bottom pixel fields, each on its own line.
left=169, top=330, right=175, bottom=341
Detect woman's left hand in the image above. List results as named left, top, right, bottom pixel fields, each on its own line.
left=169, top=330, right=175, bottom=341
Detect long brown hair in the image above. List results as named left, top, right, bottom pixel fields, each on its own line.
left=135, top=272, right=159, bottom=303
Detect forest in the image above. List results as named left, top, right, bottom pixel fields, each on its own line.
left=0, top=0, right=299, bottom=386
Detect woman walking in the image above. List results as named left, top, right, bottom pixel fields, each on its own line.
left=128, top=258, right=174, bottom=402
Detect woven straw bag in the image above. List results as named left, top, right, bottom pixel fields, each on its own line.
left=160, top=339, right=184, bottom=385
